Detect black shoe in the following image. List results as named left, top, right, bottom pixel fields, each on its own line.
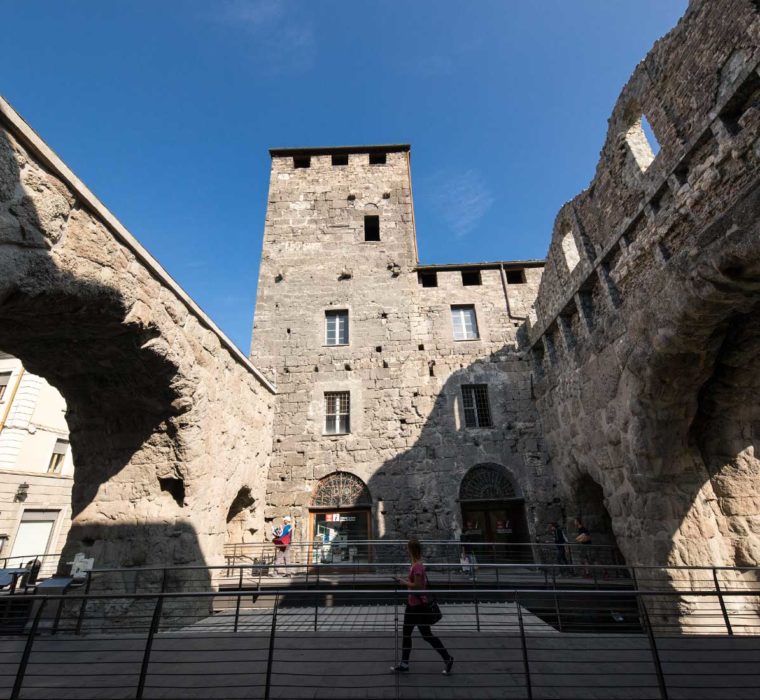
left=391, top=663, right=409, bottom=673
left=443, top=657, right=454, bottom=675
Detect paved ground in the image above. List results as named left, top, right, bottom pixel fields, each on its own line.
left=0, top=603, right=758, bottom=699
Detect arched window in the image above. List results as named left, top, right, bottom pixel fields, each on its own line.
left=312, top=471, right=371, bottom=508
left=459, top=464, right=518, bottom=501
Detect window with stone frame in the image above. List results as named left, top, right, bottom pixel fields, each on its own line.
left=47, top=438, right=69, bottom=474
left=451, top=305, right=479, bottom=341
left=461, top=384, right=492, bottom=428
left=324, top=392, right=350, bottom=435
left=325, top=310, right=349, bottom=346
left=0, top=372, right=11, bottom=402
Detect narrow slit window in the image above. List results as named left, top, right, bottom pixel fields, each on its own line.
left=461, top=269, right=482, bottom=286
left=0, top=372, right=11, bottom=402
left=293, top=155, right=311, bottom=169
left=418, top=271, right=438, bottom=287
left=461, top=385, right=492, bottom=428
left=332, top=154, right=348, bottom=166
left=369, top=153, right=386, bottom=165
left=364, top=215, right=380, bottom=241
left=48, top=439, right=69, bottom=474
left=324, top=392, right=350, bottom=435
left=451, top=305, right=479, bottom=341
left=325, top=310, right=349, bottom=346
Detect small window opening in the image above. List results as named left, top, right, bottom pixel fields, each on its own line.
left=159, top=477, right=186, bottom=507
left=461, top=269, right=482, bottom=286
left=418, top=271, right=438, bottom=287
left=418, top=344, right=425, bottom=351
left=506, top=269, right=525, bottom=284
left=375, top=346, right=382, bottom=353
left=293, top=155, right=311, bottom=169
left=461, top=384, right=492, bottom=428
left=561, top=227, right=581, bottom=272
left=369, top=153, right=386, bottom=165
left=364, top=215, right=380, bottom=241
left=625, top=115, right=659, bottom=172
left=332, top=154, right=349, bottom=166
left=48, top=439, right=69, bottom=474
left=428, top=361, right=436, bottom=377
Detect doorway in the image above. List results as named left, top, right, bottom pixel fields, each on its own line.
left=309, top=471, right=373, bottom=566
left=459, top=464, right=530, bottom=563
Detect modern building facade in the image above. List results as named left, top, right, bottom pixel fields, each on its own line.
left=251, top=146, right=555, bottom=561
left=0, top=353, right=74, bottom=572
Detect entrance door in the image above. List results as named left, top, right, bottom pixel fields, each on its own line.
left=461, top=501, right=530, bottom=563
left=10, top=510, right=58, bottom=565
left=309, top=509, right=371, bottom=565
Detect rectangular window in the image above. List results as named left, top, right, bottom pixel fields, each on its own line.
left=293, top=155, right=311, bottom=169
left=332, top=153, right=349, bottom=166
left=461, top=385, right=492, bottom=428
left=506, top=269, right=526, bottom=284
left=47, top=439, right=69, bottom=474
left=461, top=269, right=482, bottom=286
left=369, top=153, right=386, bottom=165
left=325, top=392, right=350, bottom=434
left=451, top=305, right=479, bottom=341
left=418, top=271, right=438, bottom=288
left=364, top=215, right=380, bottom=241
left=0, top=372, right=11, bottom=401
left=325, top=310, right=349, bottom=346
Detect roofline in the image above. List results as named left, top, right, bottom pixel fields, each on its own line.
left=269, top=144, right=410, bottom=157
left=416, top=260, right=545, bottom=271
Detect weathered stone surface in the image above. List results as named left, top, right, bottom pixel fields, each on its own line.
left=527, top=0, right=760, bottom=574
left=0, top=102, right=275, bottom=582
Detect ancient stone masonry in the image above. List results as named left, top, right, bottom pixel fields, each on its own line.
left=251, top=146, right=551, bottom=549
left=527, top=0, right=760, bottom=576
left=0, top=98, right=275, bottom=586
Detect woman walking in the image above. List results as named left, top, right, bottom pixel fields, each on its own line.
left=391, top=538, right=454, bottom=675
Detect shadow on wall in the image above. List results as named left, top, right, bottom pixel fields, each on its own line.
left=0, top=129, right=210, bottom=582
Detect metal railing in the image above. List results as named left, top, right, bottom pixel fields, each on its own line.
left=223, top=539, right=626, bottom=568
left=2, top=584, right=759, bottom=699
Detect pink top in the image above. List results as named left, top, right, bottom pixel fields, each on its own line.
left=408, top=561, right=428, bottom=607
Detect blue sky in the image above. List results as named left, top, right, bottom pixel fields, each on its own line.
left=1, top=0, right=687, bottom=352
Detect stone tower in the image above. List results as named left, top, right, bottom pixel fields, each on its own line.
left=251, top=145, right=549, bottom=555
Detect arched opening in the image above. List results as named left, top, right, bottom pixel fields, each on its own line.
left=572, top=474, right=624, bottom=568
left=459, top=463, right=530, bottom=563
left=225, top=487, right=257, bottom=545
left=309, top=471, right=372, bottom=565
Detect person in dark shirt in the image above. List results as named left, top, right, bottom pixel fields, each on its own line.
left=548, top=522, right=568, bottom=566
left=574, top=518, right=593, bottom=576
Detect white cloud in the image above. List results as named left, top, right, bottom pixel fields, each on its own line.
left=424, top=168, right=495, bottom=238
left=212, top=0, right=315, bottom=75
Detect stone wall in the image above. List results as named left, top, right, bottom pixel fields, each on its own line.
left=251, top=147, right=551, bottom=549
left=0, top=97, right=275, bottom=583
left=527, top=0, right=760, bottom=570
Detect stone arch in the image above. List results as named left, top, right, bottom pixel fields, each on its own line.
left=0, top=98, right=274, bottom=585
left=311, top=471, right=371, bottom=508
left=225, top=486, right=257, bottom=546
left=571, top=473, right=624, bottom=566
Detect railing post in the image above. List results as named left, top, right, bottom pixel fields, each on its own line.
left=11, top=597, right=46, bottom=700
left=234, top=566, right=244, bottom=633
left=136, top=595, right=164, bottom=700
left=712, top=568, right=733, bottom=636
left=314, top=566, right=320, bottom=632
left=394, top=586, right=400, bottom=700
left=473, top=566, right=481, bottom=632
left=264, top=593, right=279, bottom=700
left=75, top=570, right=93, bottom=635
left=515, top=593, right=533, bottom=700
left=638, top=594, right=669, bottom=700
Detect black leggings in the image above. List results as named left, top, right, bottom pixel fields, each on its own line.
left=401, top=604, right=450, bottom=662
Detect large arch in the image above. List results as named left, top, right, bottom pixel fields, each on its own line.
left=0, top=98, right=275, bottom=587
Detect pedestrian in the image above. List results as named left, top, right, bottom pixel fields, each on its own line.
left=391, top=538, right=454, bottom=675
left=548, top=522, right=568, bottom=566
left=273, top=515, right=293, bottom=576
left=574, top=517, right=593, bottom=577
left=459, top=545, right=476, bottom=579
